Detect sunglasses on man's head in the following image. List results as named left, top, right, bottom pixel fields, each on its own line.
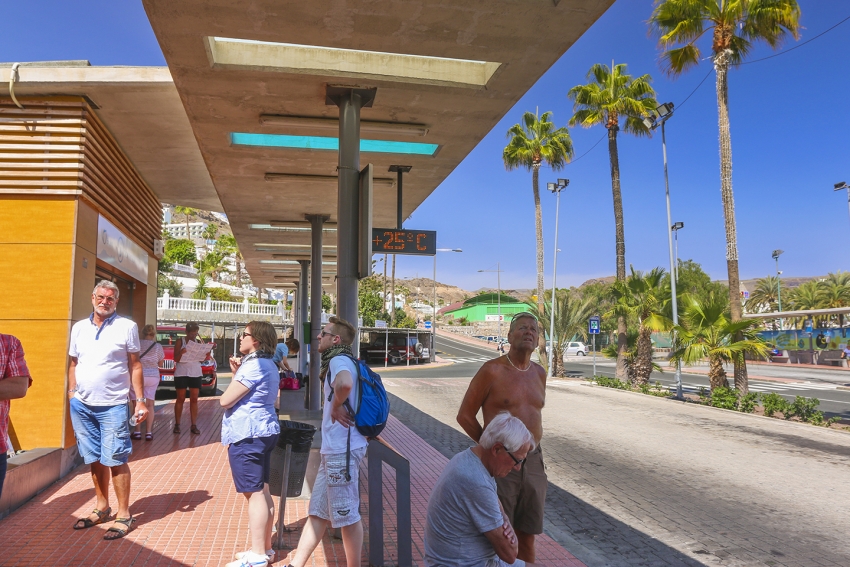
left=511, top=311, right=537, bottom=322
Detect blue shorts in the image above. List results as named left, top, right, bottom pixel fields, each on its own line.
left=228, top=434, right=279, bottom=493
left=69, top=397, right=132, bottom=467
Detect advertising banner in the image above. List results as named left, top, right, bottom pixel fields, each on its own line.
left=96, top=215, right=149, bottom=283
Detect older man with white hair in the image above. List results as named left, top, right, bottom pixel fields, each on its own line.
left=424, top=411, right=545, bottom=567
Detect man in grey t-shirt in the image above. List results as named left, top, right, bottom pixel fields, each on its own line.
left=425, top=412, right=544, bottom=567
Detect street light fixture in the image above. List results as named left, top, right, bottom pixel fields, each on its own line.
left=478, top=263, right=503, bottom=341
left=546, top=178, right=569, bottom=378
left=671, top=222, right=684, bottom=283
left=772, top=249, right=784, bottom=329
left=433, top=248, right=462, bottom=362
left=645, top=101, right=682, bottom=400
left=834, top=181, right=850, bottom=229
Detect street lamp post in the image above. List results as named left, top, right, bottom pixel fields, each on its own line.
left=772, top=249, right=784, bottom=329
left=643, top=102, right=682, bottom=399
left=478, top=263, right=503, bottom=341
left=546, top=179, right=569, bottom=379
left=671, top=222, right=684, bottom=283
left=433, top=248, right=462, bottom=362
left=834, top=181, right=850, bottom=229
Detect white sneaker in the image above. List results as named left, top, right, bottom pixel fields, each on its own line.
left=234, top=549, right=274, bottom=562
left=226, top=551, right=270, bottom=567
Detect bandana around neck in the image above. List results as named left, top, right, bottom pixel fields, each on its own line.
left=320, top=344, right=354, bottom=381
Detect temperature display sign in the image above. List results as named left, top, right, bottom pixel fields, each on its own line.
left=371, top=228, right=436, bottom=256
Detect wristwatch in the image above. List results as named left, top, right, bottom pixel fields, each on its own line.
left=137, top=398, right=148, bottom=404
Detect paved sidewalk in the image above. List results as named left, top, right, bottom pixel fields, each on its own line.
left=0, top=395, right=584, bottom=566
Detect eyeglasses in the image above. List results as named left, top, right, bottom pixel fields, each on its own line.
left=239, top=332, right=253, bottom=339
left=94, top=295, right=116, bottom=304
left=320, top=330, right=339, bottom=338
left=506, top=450, right=526, bottom=467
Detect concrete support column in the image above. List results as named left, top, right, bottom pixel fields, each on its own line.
left=335, top=91, right=363, bottom=330
left=298, top=261, right=310, bottom=379
left=307, top=215, right=327, bottom=411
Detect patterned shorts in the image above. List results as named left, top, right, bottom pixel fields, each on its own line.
left=308, top=447, right=366, bottom=528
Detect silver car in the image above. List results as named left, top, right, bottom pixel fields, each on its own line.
left=565, top=342, right=588, bottom=356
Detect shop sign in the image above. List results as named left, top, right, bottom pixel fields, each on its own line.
left=96, top=215, right=149, bottom=283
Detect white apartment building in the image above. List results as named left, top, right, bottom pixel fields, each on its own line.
left=163, top=221, right=208, bottom=240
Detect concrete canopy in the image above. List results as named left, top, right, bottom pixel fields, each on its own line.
left=141, top=0, right=614, bottom=290
left=0, top=63, right=222, bottom=212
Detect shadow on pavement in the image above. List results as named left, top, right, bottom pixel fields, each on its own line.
left=387, top=392, right=705, bottom=567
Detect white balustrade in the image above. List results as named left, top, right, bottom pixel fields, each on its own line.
left=158, top=290, right=289, bottom=321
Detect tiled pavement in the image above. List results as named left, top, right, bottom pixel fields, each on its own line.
left=0, top=396, right=584, bottom=566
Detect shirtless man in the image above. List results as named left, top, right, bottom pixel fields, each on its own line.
left=457, top=312, right=547, bottom=563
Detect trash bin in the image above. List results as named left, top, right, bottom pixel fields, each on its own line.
left=269, top=420, right=317, bottom=498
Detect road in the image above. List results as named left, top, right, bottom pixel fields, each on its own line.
left=424, top=334, right=850, bottom=420
left=385, top=333, right=850, bottom=567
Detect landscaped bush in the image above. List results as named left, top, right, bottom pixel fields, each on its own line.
left=761, top=392, right=790, bottom=417
left=590, top=376, right=630, bottom=390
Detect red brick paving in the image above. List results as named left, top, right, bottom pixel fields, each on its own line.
left=0, top=396, right=585, bottom=566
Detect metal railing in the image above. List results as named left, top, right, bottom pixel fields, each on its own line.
left=367, top=438, right=412, bottom=567
left=157, top=291, right=285, bottom=316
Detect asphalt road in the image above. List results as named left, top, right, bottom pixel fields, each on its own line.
left=410, top=334, right=850, bottom=420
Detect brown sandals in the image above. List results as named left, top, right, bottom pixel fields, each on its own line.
left=73, top=507, right=111, bottom=530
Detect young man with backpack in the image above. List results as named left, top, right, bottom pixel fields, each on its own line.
left=285, top=316, right=367, bottom=567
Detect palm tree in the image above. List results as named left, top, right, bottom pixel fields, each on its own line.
left=567, top=62, right=657, bottom=380
left=527, top=290, right=595, bottom=377
left=745, top=276, right=783, bottom=329
left=173, top=206, right=198, bottom=239
left=503, top=110, right=573, bottom=368
left=193, top=273, right=209, bottom=300
left=216, top=234, right=243, bottom=287
left=820, top=272, right=850, bottom=336
left=650, top=0, right=801, bottom=394
left=788, top=280, right=826, bottom=329
left=607, top=267, right=672, bottom=385
left=672, top=293, right=769, bottom=391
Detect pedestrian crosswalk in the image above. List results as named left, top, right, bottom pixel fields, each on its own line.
left=445, top=356, right=493, bottom=365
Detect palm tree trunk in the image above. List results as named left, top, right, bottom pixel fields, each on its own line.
left=607, top=126, right=628, bottom=380
left=383, top=253, right=388, bottom=312
left=532, top=163, right=549, bottom=369
left=185, top=212, right=191, bottom=238
left=390, top=254, right=397, bottom=327
left=634, top=323, right=653, bottom=385
left=708, top=356, right=730, bottom=390
left=715, top=49, right=748, bottom=395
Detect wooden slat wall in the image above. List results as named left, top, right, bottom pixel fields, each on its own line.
left=0, top=97, right=161, bottom=254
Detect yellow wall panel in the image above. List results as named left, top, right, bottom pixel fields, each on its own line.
left=0, top=197, right=76, bottom=244
left=0, top=319, right=71, bottom=450
left=0, top=244, right=74, bottom=320
left=75, top=199, right=98, bottom=254
left=70, top=244, right=97, bottom=322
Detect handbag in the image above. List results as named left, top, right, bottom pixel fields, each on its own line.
left=279, top=369, right=299, bottom=390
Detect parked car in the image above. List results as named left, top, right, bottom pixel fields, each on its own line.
left=155, top=326, right=218, bottom=395
left=564, top=341, right=588, bottom=356
left=360, top=334, right=429, bottom=365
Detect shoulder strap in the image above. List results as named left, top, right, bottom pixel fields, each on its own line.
left=139, top=342, right=157, bottom=359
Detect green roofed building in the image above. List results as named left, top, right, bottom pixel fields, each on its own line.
left=441, top=293, right=529, bottom=323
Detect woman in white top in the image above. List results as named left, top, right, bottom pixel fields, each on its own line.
left=173, top=322, right=204, bottom=435
left=130, top=324, right=164, bottom=441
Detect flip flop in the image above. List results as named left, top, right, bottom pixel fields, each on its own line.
left=73, top=507, right=111, bottom=530
left=131, top=432, right=142, bottom=440
left=145, top=433, right=153, bottom=441
left=104, top=517, right=135, bottom=541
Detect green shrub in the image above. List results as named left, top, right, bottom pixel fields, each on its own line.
left=591, top=376, right=630, bottom=390
left=739, top=392, right=759, bottom=414
left=709, top=386, right=739, bottom=410
left=761, top=392, right=790, bottom=417
left=787, top=396, right=820, bottom=422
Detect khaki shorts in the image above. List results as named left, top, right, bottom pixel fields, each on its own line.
left=308, top=447, right=366, bottom=528
left=495, top=444, right=547, bottom=535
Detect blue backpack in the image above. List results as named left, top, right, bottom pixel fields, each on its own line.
left=341, top=354, right=390, bottom=437
left=328, top=354, right=390, bottom=480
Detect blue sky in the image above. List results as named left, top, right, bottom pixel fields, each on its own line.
left=4, top=1, right=848, bottom=292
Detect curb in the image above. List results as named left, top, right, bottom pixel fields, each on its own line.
left=573, top=382, right=850, bottom=438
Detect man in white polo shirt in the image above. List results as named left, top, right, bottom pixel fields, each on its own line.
left=68, top=280, right=146, bottom=541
